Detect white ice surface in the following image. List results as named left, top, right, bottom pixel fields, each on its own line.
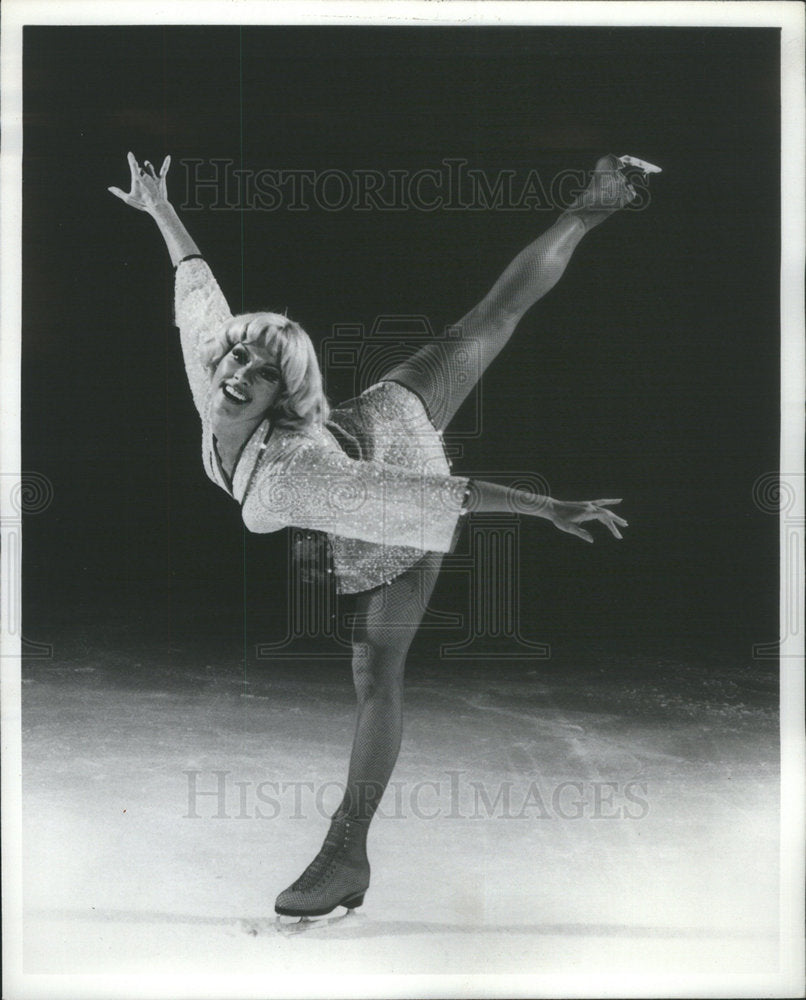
left=20, top=656, right=780, bottom=989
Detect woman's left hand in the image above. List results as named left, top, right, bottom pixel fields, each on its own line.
left=548, top=498, right=628, bottom=543
left=108, top=151, right=171, bottom=214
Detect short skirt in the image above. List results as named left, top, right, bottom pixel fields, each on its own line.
left=315, top=380, right=461, bottom=594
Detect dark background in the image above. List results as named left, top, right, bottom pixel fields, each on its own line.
left=22, top=26, right=780, bottom=668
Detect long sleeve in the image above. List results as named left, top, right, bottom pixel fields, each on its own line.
left=242, top=436, right=470, bottom=553
left=174, top=258, right=234, bottom=415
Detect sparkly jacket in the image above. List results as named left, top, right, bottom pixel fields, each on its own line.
left=174, top=258, right=470, bottom=593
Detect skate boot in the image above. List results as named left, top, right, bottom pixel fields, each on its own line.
left=274, top=814, right=370, bottom=919
left=563, top=153, right=660, bottom=232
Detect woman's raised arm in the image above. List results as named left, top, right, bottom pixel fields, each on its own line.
left=109, top=152, right=234, bottom=416
left=108, top=152, right=200, bottom=266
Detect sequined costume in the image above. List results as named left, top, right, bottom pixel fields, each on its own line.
left=174, top=258, right=470, bottom=594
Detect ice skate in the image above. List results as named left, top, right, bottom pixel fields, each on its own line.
left=274, top=905, right=364, bottom=936
left=562, top=153, right=635, bottom=231
left=274, top=814, right=370, bottom=924
left=618, top=154, right=663, bottom=177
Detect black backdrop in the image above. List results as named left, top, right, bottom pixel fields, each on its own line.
left=22, top=26, right=780, bottom=661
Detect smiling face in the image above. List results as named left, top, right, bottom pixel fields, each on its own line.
left=210, top=339, right=283, bottom=433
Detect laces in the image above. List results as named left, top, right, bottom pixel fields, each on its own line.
left=292, top=822, right=350, bottom=890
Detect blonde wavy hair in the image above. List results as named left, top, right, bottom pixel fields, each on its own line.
left=205, top=312, right=330, bottom=430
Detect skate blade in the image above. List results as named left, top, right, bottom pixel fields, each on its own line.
left=619, top=155, right=662, bottom=175
left=274, top=907, right=362, bottom=936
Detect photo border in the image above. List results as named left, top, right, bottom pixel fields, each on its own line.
left=2, top=3, right=803, bottom=998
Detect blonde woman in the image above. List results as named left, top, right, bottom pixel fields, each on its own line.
left=109, top=150, right=650, bottom=920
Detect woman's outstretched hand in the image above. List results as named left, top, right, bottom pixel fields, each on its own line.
left=108, top=152, right=171, bottom=214
left=549, top=498, right=628, bottom=543
left=463, top=480, right=628, bottom=543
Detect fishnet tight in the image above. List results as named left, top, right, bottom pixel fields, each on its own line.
left=380, top=212, right=588, bottom=431
left=335, top=550, right=444, bottom=822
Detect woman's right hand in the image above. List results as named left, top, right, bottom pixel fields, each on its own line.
left=108, top=151, right=171, bottom=215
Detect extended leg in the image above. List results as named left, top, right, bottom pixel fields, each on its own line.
left=382, top=155, right=635, bottom=430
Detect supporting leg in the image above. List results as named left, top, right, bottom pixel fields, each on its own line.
left=274, top=551, right=444, bottom=917
left=338, top=551, right=443, bottom=821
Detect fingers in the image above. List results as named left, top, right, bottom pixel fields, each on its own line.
left=127, top=151, right=167, bottom=182
left=594, top=508, right=627, bottom=539
left=127, top=151, right=140, bottom=185
left=114, top=152, right=169, bottom=208
left=556, top=497, right=628, bottom=543
left=566, top=525, right=594, bottom=543
left=609, top=513, right=628, bottom=527
left=158, top=155, right=171, bottom=198
left=581, top=504, right=628, bottom=527
left=592, top=498, right=628, bottom=536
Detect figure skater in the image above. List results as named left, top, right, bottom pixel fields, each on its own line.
left=109, top=150, right=656, bottom=921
